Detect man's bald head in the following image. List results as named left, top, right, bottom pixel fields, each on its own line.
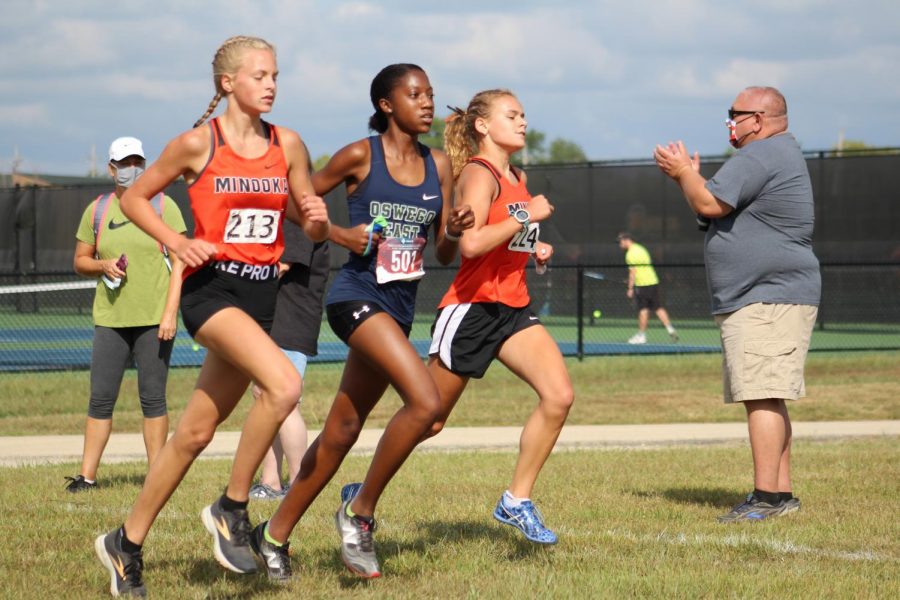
left=734, top=86, right=788, bottom=136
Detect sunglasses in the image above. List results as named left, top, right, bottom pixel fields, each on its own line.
left=727, top=109, right=765, bottom=120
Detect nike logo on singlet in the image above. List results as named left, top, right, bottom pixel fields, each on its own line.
left=422, top=193, right=439, bottom=201
left=108, top=219, right=131, bottom=230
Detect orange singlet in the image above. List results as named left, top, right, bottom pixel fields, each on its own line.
left=185, top=117, right=289, bottom=279
left=438, top=157, right=534, bottom=308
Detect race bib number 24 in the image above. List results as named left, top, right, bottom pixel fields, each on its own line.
left=224, top=208, right=280, bottom=244
left=508, top=222, right=540, bottom=253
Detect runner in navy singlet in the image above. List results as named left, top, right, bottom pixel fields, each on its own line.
left=253, top=63, right=473, bottom=580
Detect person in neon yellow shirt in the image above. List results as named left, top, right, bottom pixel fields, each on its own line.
left=617, top=232, right=678, bottom=344
left=69, top=136, right=186, bottom=493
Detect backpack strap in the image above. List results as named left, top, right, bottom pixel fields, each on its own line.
left=91, top=193, right=115, bottom=258
left=93, top=192, right=172, bottom=272
left=150, top=193, right=173, bottom=272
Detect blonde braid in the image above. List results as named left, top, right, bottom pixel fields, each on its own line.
left=193, top=35, right=276, bottom=128
left=193, top=92, right=223, bottom=128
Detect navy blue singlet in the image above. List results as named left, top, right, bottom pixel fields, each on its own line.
left=325, top=136, right=442, bottom=326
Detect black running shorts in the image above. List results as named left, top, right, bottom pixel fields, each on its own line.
left=634, top=284, right=662, bottom=311
left=429, top=302, right=540, bottom=378
left=326, top=299, right=411, bottom=345
left=180, top=263, right=278, bottom=337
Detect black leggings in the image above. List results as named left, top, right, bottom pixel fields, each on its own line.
left=88, top=325, right=173, bottom=419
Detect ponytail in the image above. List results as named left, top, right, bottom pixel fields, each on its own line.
left=443, top=106, right=473, bottom=179
left=444, top=89, right=516, bottom=179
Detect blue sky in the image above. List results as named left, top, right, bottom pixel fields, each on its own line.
left=2, top=0, right=898, bottom=175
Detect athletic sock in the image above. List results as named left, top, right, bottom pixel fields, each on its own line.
left=219, top=493, right=248, bottom=512
left=666, top=325, right=676, bottom=334
left=345, top=502, right=374, bottom=525
left=263, top=522, right=285, bottom=547
left=503, top=490, right=529, bottom=508
left=120, top=526, right=142, bottom=553
left=753, top=489, right=781, bottom=505
left=778, top=492, right=794, bottom=502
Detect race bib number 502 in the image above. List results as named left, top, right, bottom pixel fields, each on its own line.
left=376, top=237, right=426, bottom=284
left=224, top=208, right=280, bottom=244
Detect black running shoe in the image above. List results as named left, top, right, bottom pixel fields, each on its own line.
left=777, top=496, right=801, bottom=516
left=94, top=528, right=146, bottom=597
left=65, top=475, right=97, bottom=493
left=200, top=498, right=258, bottom=573
left=249, top=521, right=293, bottom=582
left=717, top=493, right=784, bottom=523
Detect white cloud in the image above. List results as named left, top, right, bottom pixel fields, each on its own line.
left=334, top=2, right=383, bottom=19
left=0, top=103, right=48, bottom=126
left=1, top=0, right=899, bottom=174
left=709, top=59, right=792, bottom=96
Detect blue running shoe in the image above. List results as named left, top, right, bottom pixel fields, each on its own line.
left=341, top=482, right=362, bottom=503
left=492, top=496, right=558, bottom=545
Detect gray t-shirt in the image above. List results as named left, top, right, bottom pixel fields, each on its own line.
left=703, top=132, right=821, bottom=314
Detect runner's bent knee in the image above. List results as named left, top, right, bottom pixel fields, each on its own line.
left=255, top=367, right=302, bottom=419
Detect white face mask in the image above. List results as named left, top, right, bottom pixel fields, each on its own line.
left=113, top=165, right=144, bottom=188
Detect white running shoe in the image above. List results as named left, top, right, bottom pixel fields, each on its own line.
left=628, top=332, right=647, bottom=344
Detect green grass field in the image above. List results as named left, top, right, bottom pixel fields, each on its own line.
left=0, top=352, right=897, bottom=598
left=0, top=352, right=897, bottom=436
left=0, top=440, right=896, bottom=598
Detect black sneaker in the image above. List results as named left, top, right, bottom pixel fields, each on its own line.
left=94, top=528, right=146, bottom=597
left=65, top=475, right=97, bottom=493
left=200, top=498, right=258, bottom=573
left=777, top=496, right=801, bottom=516
left=249, top=521, right=293, bottom=582
left=717, top=493, right=784, bottom=523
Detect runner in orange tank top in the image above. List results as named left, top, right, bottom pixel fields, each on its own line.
left=93, top=36, right=330, bottom=598
left=437, top=155, right=532, bottom=308
left=426, top=89, right=574, bottom=545
left=183, top=115, right=291, bottom=278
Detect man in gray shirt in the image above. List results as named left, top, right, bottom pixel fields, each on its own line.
left=654, top=86, right=821, bottom=522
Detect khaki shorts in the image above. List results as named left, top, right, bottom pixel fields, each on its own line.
left=714, top=303, right=818, bottom=404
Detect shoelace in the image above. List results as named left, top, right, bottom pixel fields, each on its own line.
left=268, top=541, right=291, bottom=568
left=230, top=510, right=253, bottom=546
left=123, top=550, right=144, bottom=588
left=354, top=517, right=376, bottom=553
left=64, top=475, right=86, bottom=488
left=514, top=502, right=549, bottom=534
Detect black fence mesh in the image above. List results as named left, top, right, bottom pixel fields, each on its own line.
left=1, top=262, right=897, bottom=372
left=1, top=150, right=897, bottom=370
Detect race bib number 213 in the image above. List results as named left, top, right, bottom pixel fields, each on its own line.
left=224, top=208, right=280, bottom=244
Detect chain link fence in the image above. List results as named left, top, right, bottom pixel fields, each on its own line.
left=2, top=149, right=897, bottom=370
left=2, top=262, right=897, bottom=372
